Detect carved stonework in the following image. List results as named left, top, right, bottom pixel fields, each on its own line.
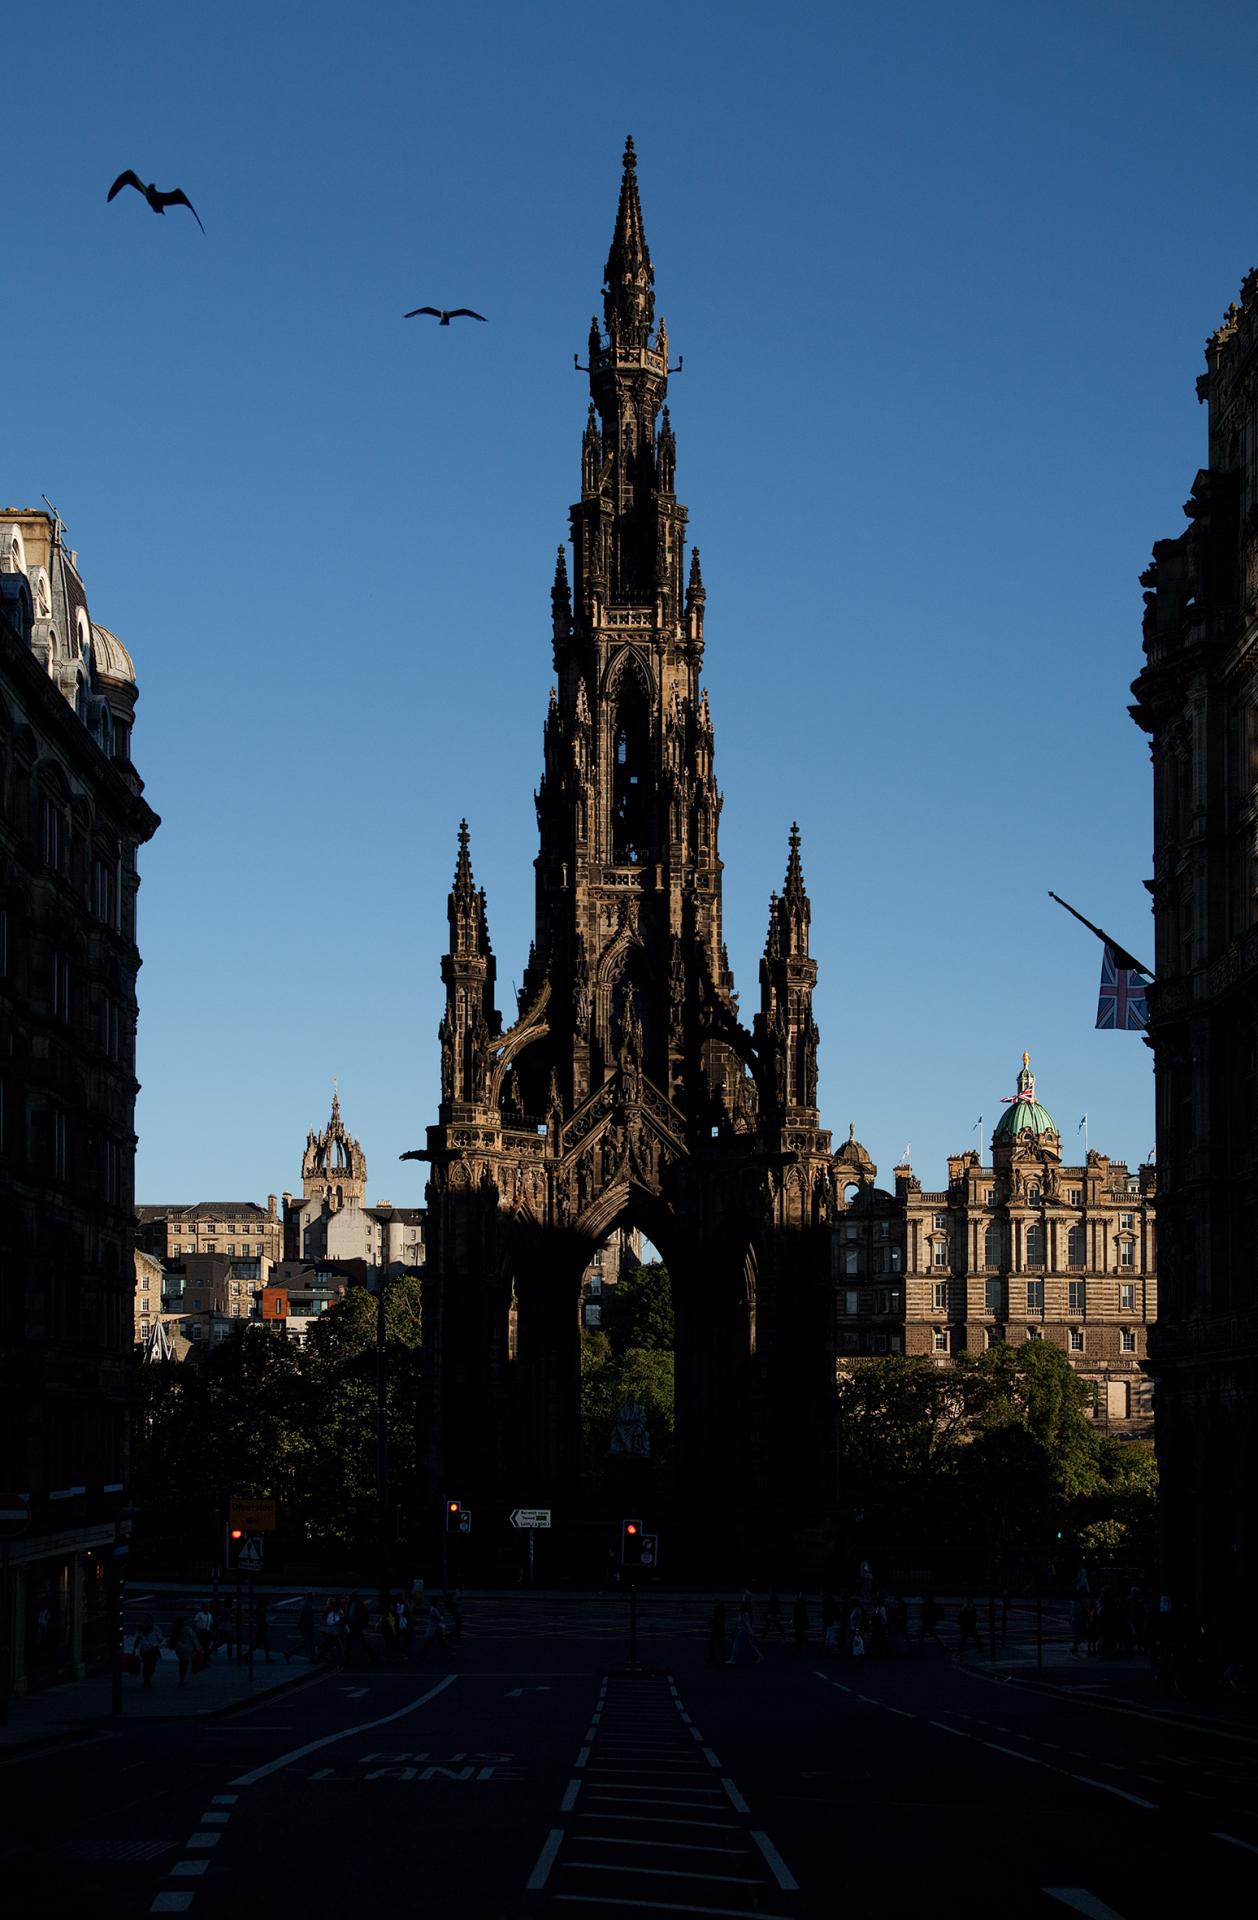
left=416, top=143, right=835, bottom=1536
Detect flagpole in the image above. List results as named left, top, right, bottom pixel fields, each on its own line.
left=1047, top=892, right=1153, bottom=979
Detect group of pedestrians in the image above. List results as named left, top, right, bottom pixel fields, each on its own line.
left=707, top=1587, right=989, bottom=1665
left=1069, top=1577, right=1154, bottom=1661
left=304, top=1585, right=463, bottom=1668
left=128, top=1612, right=206, bottom=1686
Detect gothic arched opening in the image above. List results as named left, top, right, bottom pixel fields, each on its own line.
left=611, top=669, right=651, bottom=865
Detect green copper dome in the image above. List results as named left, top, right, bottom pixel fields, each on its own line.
left=992, top=1053, right=1058, bottom=1142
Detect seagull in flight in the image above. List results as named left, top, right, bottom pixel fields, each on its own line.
left=107, top=171, right=205, bottom=233
left=404, top=305, right=487, bottom=326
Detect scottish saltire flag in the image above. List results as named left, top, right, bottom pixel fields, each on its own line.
left=1096, top=944, right=1149, bottom=1030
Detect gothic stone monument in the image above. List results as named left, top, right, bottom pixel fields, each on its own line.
left=413, top=141, right=835, bottom=1554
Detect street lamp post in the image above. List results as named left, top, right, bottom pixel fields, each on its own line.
left=375, top=1270, right=390, bottom=1613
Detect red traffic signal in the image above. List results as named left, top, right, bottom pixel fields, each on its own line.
left=621, top=1517, right=644, bottom=1565
left=445, top=1499, right=471, bottom=1534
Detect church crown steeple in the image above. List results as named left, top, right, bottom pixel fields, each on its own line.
left=603, top=135, right=655, bottom=348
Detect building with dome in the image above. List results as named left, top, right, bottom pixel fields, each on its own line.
left=0, top=504, right=159, bottom=1693
left=833, top=1054, right=1156, bottom=1429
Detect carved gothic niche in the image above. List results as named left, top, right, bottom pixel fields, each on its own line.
left=608, top=653, right=653, bottom=866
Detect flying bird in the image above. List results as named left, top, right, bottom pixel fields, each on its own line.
left=107, top=171, right=205, bottom=233
left=404, top=306, right=487, bottom=325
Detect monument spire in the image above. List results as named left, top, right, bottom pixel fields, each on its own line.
left=603, top=135, right=655, bottom=347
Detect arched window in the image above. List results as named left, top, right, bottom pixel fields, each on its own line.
left=1025, top=1222, right=1046, bottom=1266
left=984, top=1221, right=1006, bottom=1269
left=611, top=668, right=651, bottom=865
left=1067, top=1223, right=1085, bottom=1267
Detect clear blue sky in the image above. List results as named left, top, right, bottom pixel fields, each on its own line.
left=9, top=0, right=1254, bottom=1204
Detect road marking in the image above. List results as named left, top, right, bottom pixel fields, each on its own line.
left=750, top=1829, right=799, bottom=1890
left=560, top=1779, right=581, bottom=1812
left=150, top=1898, right=195, bottom=1914
left=525, top=1828, right=564, bottom=1890
left=984, top=1742, right=1047, bottom=1766
left=340, top=1687, right=369, bottom=1699
left=186, top=1833, right=221, bottom=1849
left=563, top=1863, right=762, bottom=1885
left=1068, top=1776, right=1156, bottom=1809
left=551, top=1899, right=795, bottom=1916
left=885, top=1706, right=915, bottom=1719
left=170, top=1861, right=209, bottom=1878
left=583, top=1725, right=599, bottom=1742
left=702, top=1748, right=721, bottom=1768
left=1213, top=1831, right=1258, bottom=1856
left=1043, top=1891, right=1127, bottom=1919
left=689, top=1727, right=704, bottom=1742
left=929, top=1721, right=965, bottom=1736
left=199, top=1811, right=231, bottom=1824
left=575, top=1746, right=591, bottom=1768
left=719, top=1778, right=749, bottom=1814
left=230, top=1673, right=457, bottom=1785
left=579, top=1813, right=744, bottom=1830
left=210, top=1795, right=238, bottom=1806
left=580, top=1838, right=750, bottom=1855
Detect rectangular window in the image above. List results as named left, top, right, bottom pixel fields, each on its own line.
left=933, top=1281, right=948, bottom=1310
left=985, top=1189, right=995, bottom=1205
left=1026, top=1279, right=1044, bottom=1311
left=1120, top=1242, right=1135, bottom=1267
left=984, top=1279, right=1002, bottom=1315
left=592, top=1249, right=603, bottom=1266
left=1070, top=1328, right=1084, bottom=1352
left=1028, top=1186, right=1041, bottom=1205
left=889, top=1245, right=902, bottom=1273
left=1068, top=1188, right=1082, bottom=1206
left=843, top=1289, right=859, bottom=1316
left=933, top=1212, right=949, bottom=1231
left=843, top=1249, right=860, bottom=1277
left=986, top=1326, right=1004, bottom=1348
left=1120, top=1213, right=1135, bottom=1232
left=1121, top=1329, right=1136, bottom=1353
left=587, top=1274, right=602, bottom=1294
left=844, top=1224, right=859, bottom=1240
left=1120, top=1283, right=1135, bottom=1311
left=876, top=1221, right=890, bottom=1240
left=583, top=1303, right=601, bottom=1327
left=42, top=796, right=62, bottom=870
left=52, top=1107, right=67, bottom=1180
left=52, top=953, right=71, bottom=1023
left=1068, top=1279, right=1086, bottom=1314
left=932, top=1240, right=950, bottom=1267
left=933, top=1327, right=949, bottom=1352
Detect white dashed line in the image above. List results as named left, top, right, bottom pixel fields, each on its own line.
left=1043, top=1890, right=1127, bottom=1919
left=198, top=1811, right=231, bottom=1824
left=210, top=1795, right=238, bottom=1806
left=170, top=1862, right=209, bottom=1879
left=929, top=1720, right=965, bottom=1735
left=719, top=1778, right=749, bottom=1814
left=702, top=1748, right=721, bottom=1768
left=575, top=1746, right=591, bottom=1768
left=526, top=1829, right=565, bottom=1889
left=984, top=1742, right=1047, bottom=1767
left=1068, top=1776, right=1156, bottom=1809
left=186, top=1833, right=221, bottom=1849
left=560, top=1779, right=582, bottom=1812
left=1213, top=1831, right=1258, bottom=1856
left=750, top=1830, right=799, bottom=1890
left=150, top=1897, right=196, bottom=1914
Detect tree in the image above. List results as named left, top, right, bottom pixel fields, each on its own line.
left=601, top=1261, right=673, bottom=1355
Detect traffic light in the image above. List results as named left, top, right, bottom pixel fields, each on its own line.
left=225, top=1524, right=245, bottom=1569
left=621, top=1517, right=644, bottom=1567
left=445, top=1500, right=472, bottom=1534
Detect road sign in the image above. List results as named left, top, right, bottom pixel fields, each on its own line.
left=510, top=1508, right=552, bottom=1529
left=229, top=1497, right=277, bottom=1533
left=237, top=1535, right=264, bottom=1570
left=0, top=1493, right=30, bottom=1541
left=639, top=1532, right=658, bottom=1569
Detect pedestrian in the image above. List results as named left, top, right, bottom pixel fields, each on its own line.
left=918, top=1593, right=946, bottom=1654
left=251, top=1593, right=273, bottom=1663
left=396, top=1594, right=414, bottom=1662
left=847, top=1600, right=866, bottom=1659
left=193, top=1600, right=214, bottom=1659
left=418, top=1600, right=451, bottom=1663
left=168, top=1614, right=199, bottom=1685
left=211, top=1601, right=232, bottom=1661
left=890, top=1594, right=912, bottom=1655
left=707, top=1600, right=727, bottom=1664
left=288, top=1594, right=316, bottom=1664
left=444, top=1587, right=464, bottom=1648
left=821, top=1591, right=841, bottom=1656
left=133, top=1615, right=162, bottom=1688
left=345, top=1591, right=379, bottom=1666
left=318, top=1598, right=345, bottom=1668
left=957, top=1597, right=982, bottom=1661
left=1070, top=1593, right=1090, bottom=1658
left=726, top=1615, right=764, bottom=1666
left=761, top=1586, right=785, bottom=1638
left=792, top=1592, right=809, bottom=1656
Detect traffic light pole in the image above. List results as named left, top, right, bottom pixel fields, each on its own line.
left=627, top=1580, right=639, bottom=1672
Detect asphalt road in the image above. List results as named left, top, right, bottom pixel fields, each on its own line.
left=7, top=1593, right=1255, bottom=1918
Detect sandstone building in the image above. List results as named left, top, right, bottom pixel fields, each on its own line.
left=0, top=505, right=158, bottom=1691
left=1131, top=264, right=1258, bottom=1623
left=833, top=1054, right=1156, bottom=1428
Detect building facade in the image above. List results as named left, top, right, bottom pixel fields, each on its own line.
left=1131, top=265, right=1258, bottom=1622
left=283, top=1091, right=424, bottom=1275
left=134, top=1196, right=283, bottom=1263
left=833, top=1055, right=1156, bottom=1429
left=0, top=506, right=158, bottom=1690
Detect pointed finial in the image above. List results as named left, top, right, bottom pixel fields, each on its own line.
left=603, top=135, right=655, bottom=348
left=453, top=818, right=474, bottom=891
left=849, top=1121, right=856, bottom=1143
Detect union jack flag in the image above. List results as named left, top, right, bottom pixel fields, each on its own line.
left=1096, top=943, right=1148, bottom=1031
